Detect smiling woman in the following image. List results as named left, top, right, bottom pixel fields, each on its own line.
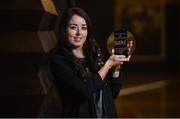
left=48, top=7, right=132, bottom=118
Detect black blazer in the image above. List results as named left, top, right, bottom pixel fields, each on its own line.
left=50, top=54, right=124, bottom=118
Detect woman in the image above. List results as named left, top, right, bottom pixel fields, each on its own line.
left=50, top=7, right=131, bottom=118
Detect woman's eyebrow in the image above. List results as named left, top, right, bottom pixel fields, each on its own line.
left=82, top=24, right=87, bottom=26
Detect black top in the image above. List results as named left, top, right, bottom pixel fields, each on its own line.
left=76, top=57, right=103, bottom=118
left=50, top=54, right=124, bottom=118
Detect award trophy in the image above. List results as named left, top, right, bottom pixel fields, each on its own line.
left=107, top=29, right=136, bottom=56
left=114, top=29, right=128, bottom=56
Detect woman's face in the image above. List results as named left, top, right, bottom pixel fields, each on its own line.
left=66, top=15, right=88, bottom=49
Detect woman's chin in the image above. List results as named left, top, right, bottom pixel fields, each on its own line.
left=71, top=44, right=83, bottom=49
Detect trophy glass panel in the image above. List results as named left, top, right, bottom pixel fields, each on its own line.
left=107, top=31, right=136, bottom=56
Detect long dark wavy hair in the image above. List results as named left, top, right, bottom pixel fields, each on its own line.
left=56, top=7, right=104, bottom=77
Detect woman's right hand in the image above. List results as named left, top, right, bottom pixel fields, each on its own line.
left=98, top=55, right=130, bottom=80
left=105, top=55, right=131, bottom=69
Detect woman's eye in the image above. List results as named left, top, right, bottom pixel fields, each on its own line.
left=82, top=27, right=87, bottom=30
left=70, top=26, right=77, bottom=30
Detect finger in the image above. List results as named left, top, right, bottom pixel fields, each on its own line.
left=116, top=58, right=129, bottom=62
left=120, top=55, right=131, bottom=62
left=116, top=55, right=126, bottom=58
left=128, top=47, right=131, bottom=53
left=127, top=55, right=131, bottom=61
left=130, top=41, right=133, bottom=44
left=112, top=48, right=115, bottom=55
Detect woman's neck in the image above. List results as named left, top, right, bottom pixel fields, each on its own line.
left=72, top=47, right=85, bottom=58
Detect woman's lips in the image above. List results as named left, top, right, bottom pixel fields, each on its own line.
left=74, top=37, right=82, bottom=42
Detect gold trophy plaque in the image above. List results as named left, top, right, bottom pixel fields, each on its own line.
left=107, top=30, right=136, bottom=56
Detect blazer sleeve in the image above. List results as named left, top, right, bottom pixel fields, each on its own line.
left=50, top=55, right=106, bottom=101
left=106, top=68, right=124, bottom=99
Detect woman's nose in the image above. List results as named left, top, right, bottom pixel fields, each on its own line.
left=76, top=28, right=81, bottom=35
